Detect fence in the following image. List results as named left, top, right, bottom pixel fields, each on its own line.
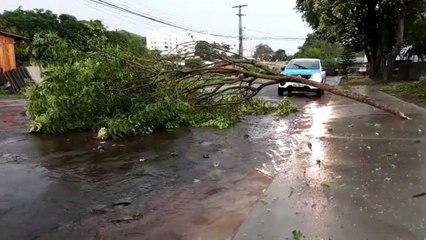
left=0, top=66, right=43, bottom=93
left=398, top=62, right=426, bottom=80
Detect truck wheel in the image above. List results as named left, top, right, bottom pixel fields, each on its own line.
left=316, top=89, right=323, bottom=97
left=278, top=88, right=284, bottom=96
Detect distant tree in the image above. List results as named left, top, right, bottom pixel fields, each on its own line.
left=271, top=49, right=287, bottom=61
left=0, top=7, right=59, bottom=37
left=0, top=8, right=151, bottom=65
left=340, top=46, right=356, bottom=75
left=406, top=17, right=426, bottom=60
left=106, top=30, right=148, bottom=56
left=253, top=44, right=274, bottom=61
left=294, top=33, right=342, bottom=70
left=194, top=41, right=230, bottom=60
left=295, top=0, right=426, bottom=78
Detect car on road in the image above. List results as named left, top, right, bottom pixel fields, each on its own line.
left=278, top=58, right=326, bottom=97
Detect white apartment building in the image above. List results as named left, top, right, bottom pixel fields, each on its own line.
left=146, top=27, right=239, bottom=55
left=243, top=48, right=255, bottom=59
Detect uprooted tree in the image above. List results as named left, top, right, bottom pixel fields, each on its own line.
left=26, top=33, right=410, bottom=139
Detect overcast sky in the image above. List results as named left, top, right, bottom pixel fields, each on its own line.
left=1, top=0, right=312, bottom=54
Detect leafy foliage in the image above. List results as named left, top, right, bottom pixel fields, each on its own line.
left=296, top=0, right=426, bottom=77
left=340, top=46, right=356, bottom=75
left=381, top=77, right=426, bottom=103
left=194, top=41, right=231, bottom=60
left=294, top=33, right=342, bottom=70
left=292, top=230, right=304, bottom=240
left=185, top=58, right=205, bottom=69
left=271, top=49, right=288, bottom=61
left=106, top=30, right=148, bottom=56
left=275, top=98, right=299, bottom=116
left=25, top=33, right=298, bottom=139
left=253, top=44, right=274, bottom=61
left=406, top=17, right=426, bottom=58
left=0, top=8, right=147, bottom=65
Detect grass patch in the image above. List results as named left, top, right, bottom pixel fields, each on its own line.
left=340, top=75, right=375, bottom=86
left=0, top=89, right=25, bottom=100
left=380, top=77, right=426, bottom=106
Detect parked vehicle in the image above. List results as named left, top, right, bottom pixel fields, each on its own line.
left=278, top=58, right=326, bottom=97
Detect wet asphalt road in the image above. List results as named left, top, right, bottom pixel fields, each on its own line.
left=0, top=79, right=340, bottom=240
left=1, top=77, right=380, bottom=240
left=234, top=86, right=426, bottom=240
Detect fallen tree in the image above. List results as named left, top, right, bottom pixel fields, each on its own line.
left=26, top=40, right=409, bottom=139
left=173, top=59, right=410, bottom=119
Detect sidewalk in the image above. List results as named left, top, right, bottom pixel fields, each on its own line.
left=233, top=87, right=426, bottom=240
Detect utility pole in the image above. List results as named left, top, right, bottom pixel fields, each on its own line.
left=232, top=4, right=247, bottom=56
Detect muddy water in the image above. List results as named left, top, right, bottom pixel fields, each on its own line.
left=0, top=99, right=320, bottom=240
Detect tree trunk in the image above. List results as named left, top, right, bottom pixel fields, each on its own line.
left=367, top=52, right=382, bottom=78
left=182, top=65, right=411, bottom=120
left=385, top=13, right=405, bottom=81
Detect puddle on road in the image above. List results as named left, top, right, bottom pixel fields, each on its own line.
left=0, top=100, right=322, bottom=240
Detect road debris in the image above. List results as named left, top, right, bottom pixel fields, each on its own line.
left=292, top=230, right=304, bottom=240
left=111, top=200, right=132, bottom=207
left=321, top=182, right=331, bottom=188
left=288, top=187, right=295, bottom=198
left=307, top=142, right=312, bottom=151
left=412, top=192, right=426, bottom=198
left=110, top=213, right=142, bottom=223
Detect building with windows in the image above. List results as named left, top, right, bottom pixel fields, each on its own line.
left=146, top=27, right=238, bottom=55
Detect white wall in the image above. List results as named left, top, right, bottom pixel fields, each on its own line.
left=146, top=27, right=238, bottom=55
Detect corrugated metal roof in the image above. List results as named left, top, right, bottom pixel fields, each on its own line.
left=0, top=31, right=30, bottom=40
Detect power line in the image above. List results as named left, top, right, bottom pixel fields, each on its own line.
left=245, top=36, right=306, bottom=40
left=82, top=0, right=159, bottom=30
left=85, top=0, right=307, bottom=42
left=86, top=0, right=239, bottom=38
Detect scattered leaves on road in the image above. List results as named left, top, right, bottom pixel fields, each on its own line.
left=321, top=182, right=331, bottom=188
left=292, top=230, right=304, bottom=240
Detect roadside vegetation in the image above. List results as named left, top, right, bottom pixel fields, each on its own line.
left=380, top=77, right=426, bottom=105
left=296, top=0, right=426, bottom=81
left=0, top=89, right=25, bottom=100
left=340, top=75, right=375, bottom=86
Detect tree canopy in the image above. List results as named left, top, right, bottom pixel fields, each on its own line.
left=271, top=49, right=288, bottom=61
left=293, top=33, right=343, bottom=70
left=296, top=0, right=426, bottom=79
left=253, top=44, right=274, bottom=61
left=0, top=8, right=147, bottom=64
left=194, top=41, right=230, bottom=60
left=406, top=16, right=426, bottom=59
